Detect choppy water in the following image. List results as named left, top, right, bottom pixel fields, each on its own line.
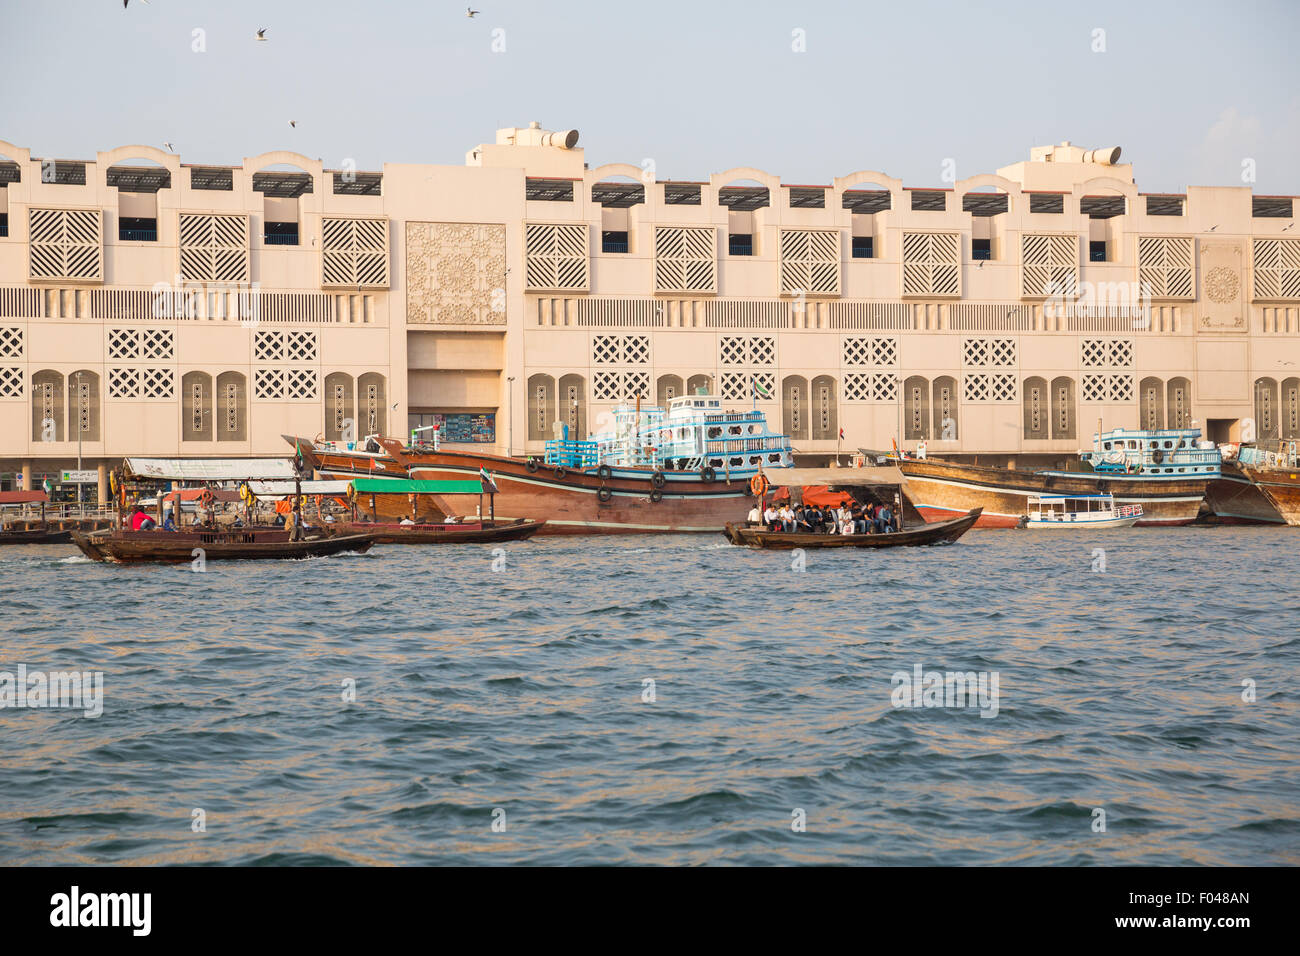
left=1, top=527, right=1297, bottom=866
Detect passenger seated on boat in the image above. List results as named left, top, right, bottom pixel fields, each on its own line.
left=821, top=506, right=837, bottom=533
left=806, top=507, right=822, bottom=533
left=273, top=512, right=286, bottom=527
left=853, top=505, right=871, bottom=535
left=162, top=513, right=177, bottom=532
left=400, top=515, right=415, bottom=526
left=130, top=506, right=156, bottom=532
left=875, top=504, right=894, bottom=534
left=747, top=505, right=761, bottom=527
left=232, top=514, right=244, bottom=529
left=779, top=505, right=796, bottom=532
left=763, top=504, right=778, bottom=530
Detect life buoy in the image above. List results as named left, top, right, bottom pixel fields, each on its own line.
left=651, top=471, right=666, bottom=489
left=700, top=466, right=717, bottom=483
left=525, top=458, right=539, bottom=473
left=597, top=486, right=613, bottom=502
left=597, top=464, right=612, bottom=480
left=649, top=488, right=663, bottom=503
left=1152, top=449, right=1164, bottom=464
left=750, top=474, right=769, bottom=497
left=553, top=466, right=568, bottom=481
left=238, top=482, right=252, bottom=503
left=346, top=484, right=358, bottom=503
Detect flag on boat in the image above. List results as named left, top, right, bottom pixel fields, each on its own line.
left=42, top=477, right=52, bottom=495
left=752, top=376, right=772, bottom=400
left=839, top=428, right=845, bottom=440
left=478, top=467, right=498, bottom=493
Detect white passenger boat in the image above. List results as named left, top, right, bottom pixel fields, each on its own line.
left=1024, top=493, right=1142, bottom=529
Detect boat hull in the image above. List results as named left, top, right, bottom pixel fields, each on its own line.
left=896, top=459, right=1207, bottom=528
left=71, top=529, right=375, bottom=564
left=333, top=519, right=546, bottom=544
left=0, top=528, right=73, bottom=544
left=722, top=508, right=981, bottom=549
left=1025, top=514, right=1140, bottom=529
left=1204, top=462, right=1288, bottom=525
left=1237, top=465, right=1300, bottom=526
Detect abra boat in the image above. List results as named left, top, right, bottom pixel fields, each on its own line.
left=335, top=518, right=545, bottom=544
left=722, top=508, right=981, bottom=549
left=1025, top=494, right=1142, bottom=529
left=896, top=426, right=1218, bottom=528
left=0, top=526, right=74, bottom=544
left=71, top=528, right=375, bottom=564
left=289, top=394, right=794, bottom=535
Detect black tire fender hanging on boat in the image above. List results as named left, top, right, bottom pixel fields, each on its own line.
left=1152, top=449, right=1165, bottom=464
left=649, top=488, right=664, bottom=503
left=597, top=464, right=612, bottom=480
left=553, top=466, right=568, bottom=481
left=651, top=471, right=667, bottom=489
left=700, top=466, right=717, bottom=483
left=597, top=486, right=613, bottom=502
left=525, top=458, right=539, bottom=473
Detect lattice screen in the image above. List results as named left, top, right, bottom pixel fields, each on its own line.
left=591, top=371, right=650, bottom=401
left=525, top=223, right=589, bottom=291
left=1081, top=373, right=1134, bottom=403
left=779, top=229, right=841, bottom=295
left=321, top=217, right=389, bottom=288
left=1080, top=339, right=1133, bottom=368
left=654, top=226, right=717, bottom=293
left=0, top=327, right=23, bottom=359
left=0, top=367, right=23, bottom=398
left=721, top=372, right=776, bottom=402
left=901, top=232, right=960, bottom=297
left=962, top=338, right=1017, bottom=367
left=109, top=328, right=176, bottom=359
left=29, top=208, right=103, bottom=281
left=1136, top=237, right=1193, bottom=299
left=1021, top=234, right=1078, bottom=298
left=591, top=334, right=650, bottom=365
left=107, top=368, right=174, bottom=399
left=842, top=336, right=898, bottom=367
left=843, top=373, right=897, bottom=403
left=719, top=336, right=776, bottom=366
left=1253, top=239, right=1300, bottom=300
left=179, top=214, right=249, bottom=283
left=255, top=330, right=318, bottom=362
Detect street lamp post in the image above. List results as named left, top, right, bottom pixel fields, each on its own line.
left=73, top=371, right=83, bottom=514
left=506, top=376, right=515, bottom=457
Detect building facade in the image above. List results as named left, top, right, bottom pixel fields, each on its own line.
left=2, top=127, right=1298, bottom=500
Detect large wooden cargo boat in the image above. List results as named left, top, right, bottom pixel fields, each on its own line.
left=896, top=458, right=1208, bottom=528
left=1234, top=441, right=1300, bottom=526
left=1203, top=460, right=1286, bottom=525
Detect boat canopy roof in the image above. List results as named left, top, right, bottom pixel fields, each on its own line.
left=124, top=458, right=299, bottom=481
left=0, top=491, right=49, bottom=504
left=247, top=480, right=352, bottom=498
left=348, top=478, right=487, bottom=495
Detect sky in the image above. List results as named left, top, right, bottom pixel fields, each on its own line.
left=1, top=0, right=1298, bottom=194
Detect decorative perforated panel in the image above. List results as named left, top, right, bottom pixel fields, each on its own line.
left=1082, top=373, right=1134, bottom=403
left=591, top=370, right=651, bottom=401
left=255, top=330, right=318, bottom=362
left=525, top=223, right=589, bottom=291
left=962, top=338, right=1017, bottom=367
left=1253, top=239, right=1300, bottom=300
left=0, top=367, right=23, bottom=398
left=653, top=226, right=717, bottom=294
left=591, top=334, right=650, bottom=364
left=321, top=217, right=389, bottom=288
left=1080, top=339, right=1133, bottom=368
left=719, top=336, right=776, bottom=366
left=841, top=336, right=898, bottom=367
left=721, top=372, right=776, bottom=402
left=1021, top=233, right=1078, bottom=299
left=178, top=214, right=249, bottom=282
left=1137, top=236, right=1193, bottom=299
left=901, top=231, right=960, bottom=297
left=779, top=229, right=841, bottom=295
left=0, top=327, right=23, bottom=359
left=29, top=208, right=103, bottom=281
left=843, top=372, right=898, bottom=403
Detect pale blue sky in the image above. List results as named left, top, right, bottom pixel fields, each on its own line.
left=2, top=0, right=1297, bottom=193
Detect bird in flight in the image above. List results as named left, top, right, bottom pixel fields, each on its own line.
left=256, top=28, right=267, bottom=41
left=288, top=120, right=297, bottom=128
left=466, top=7, right=479, bottom=17
left=163, top=142, right=175, bottom=152
left=123, top=0, right=150, bottom=6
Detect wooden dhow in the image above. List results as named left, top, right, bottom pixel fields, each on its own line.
left=71, top=527, right=375, bottom=564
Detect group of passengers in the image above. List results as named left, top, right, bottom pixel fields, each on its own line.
left=748, top=499, right=895, bottom=535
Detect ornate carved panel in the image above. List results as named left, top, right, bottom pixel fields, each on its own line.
left=1197, top=241, right=1245, bottom=332
left=407, top=222, right=507, bottom=325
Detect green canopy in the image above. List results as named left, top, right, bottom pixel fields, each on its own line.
left=348, top=478, right=487, bottom=495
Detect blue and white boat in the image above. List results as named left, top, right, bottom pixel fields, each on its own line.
left=1025, top=493, right=1143, bottom=528
left=544, top=394, right=794, bottom=481
left=1059, top=426, right=1221, bottom=480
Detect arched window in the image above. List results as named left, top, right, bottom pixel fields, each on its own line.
left=811, top=375, right=837, bottom=440
left=1254, top=377, right=1280, bottom=440
left=657, top=374, right=684, bottom=406
left=905, top=375, right=930, bottom=440
left=1167, top=377, right=1191, bottom=429
left=31, top=370, right=64, bottom=442
left=1282, top=377, right=1300, bottom=440
left=558, top=373, right=586, bottom=439
left=216, top=371, right=247, bottom=442
left=932, top=375, right=958, bottom=440
left=686, top=373, right=713, bottom=397
left=357, top=372, right=386, bottom=436
left=782, top=375, right=809, bottom=440
left=1023, top=376, right=1048, bottom=439
left=1139, top=377, right=1164, bottom=431
left=68, top=369, right=100, bottom=441
left=324, top=372, right=355, bottom=441
left=527, top=373, right=556, bottom=441
left=181, top=371, right=213, bottom=441
left=1051, top=376, right=1076, bottom=440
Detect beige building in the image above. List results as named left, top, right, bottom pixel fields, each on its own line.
left=1, top=126, right=1298, bottom=501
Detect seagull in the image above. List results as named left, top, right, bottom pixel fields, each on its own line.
left=466, top=7, right=479, bottom=17
left=256, top=28, right=267, bottom=41
left=1283, top=222, right=1294, bottom=232
left=163, top=141, right=175, bottom=152
left=288, top=120, right=297, bottom=128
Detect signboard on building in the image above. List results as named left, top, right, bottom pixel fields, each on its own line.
left=431, top=413, right=496, bottom=443
left=60, top=470, right=98, bottom=484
